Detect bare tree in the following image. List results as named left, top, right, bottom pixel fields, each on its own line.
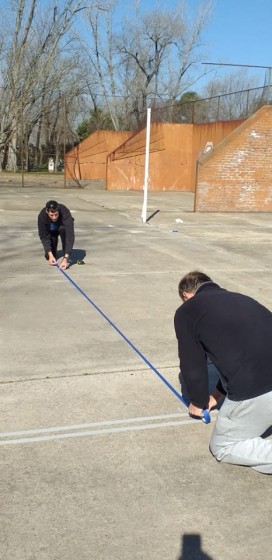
left=117, top=0, right=214, bottom=123
left=202, top=70, right=261, bottom=120
left=0, top=0, right=87, bottom=171
left=0, top=0, right=217, bottom=169
left=81, top=0, right=124, bottom=129
left=82, top=0, right=214, bottom=129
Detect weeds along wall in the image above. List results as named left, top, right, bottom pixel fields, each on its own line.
left=195, top=105, right=272, bottom=212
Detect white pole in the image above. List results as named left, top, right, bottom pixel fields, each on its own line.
left=141, top=107, right=151, bottom=223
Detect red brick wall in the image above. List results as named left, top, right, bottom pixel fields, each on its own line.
left=195, top=106, right=272, bottom=212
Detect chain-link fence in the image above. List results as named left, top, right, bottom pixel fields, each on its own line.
left=1, top=84, right=271, bottom=188
left=146, top=85, right=271, bottom=125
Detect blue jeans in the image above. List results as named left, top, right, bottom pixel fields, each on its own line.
left=50, top=225, right=67, bottom=257
left=179, top=358, right=222, bottom=407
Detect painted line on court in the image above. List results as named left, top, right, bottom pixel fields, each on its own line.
left=0, top=412, right=188, bottom=437
left=0, top=412, right=216, bottom=446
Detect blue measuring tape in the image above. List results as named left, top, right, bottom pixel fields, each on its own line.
left=56, top=265, right=210, bottom=424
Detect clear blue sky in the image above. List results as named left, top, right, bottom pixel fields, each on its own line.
left=201, top=0, right=272, bottom=81
left=38, top=0, right=272, bottom=94
left=118, top=0, right=272, bottom=89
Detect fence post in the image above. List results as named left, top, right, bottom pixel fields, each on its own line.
left=267, top=68, right=272, bottom=104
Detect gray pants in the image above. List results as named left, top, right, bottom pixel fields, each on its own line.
left=210, top=391, right=272, bottom=474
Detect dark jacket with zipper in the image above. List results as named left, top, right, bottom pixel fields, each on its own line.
left=38, top=204, right=74, bottom=254
left=174, top=282, right=272, bottom=409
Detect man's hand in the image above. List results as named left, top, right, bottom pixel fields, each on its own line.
left=48, top=253, right=57, bottom=266
left=208, top=395, right=218, bottom=411
left=208, top=388, right=225, bottom=411
left=60, top=257, right=69, bottom=270
left=188, top=403, right=203, bottom=419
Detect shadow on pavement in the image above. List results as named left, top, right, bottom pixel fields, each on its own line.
left=70, top=248, right=86, bottom=266
left=178, top=534, right=214, bottom=560
left=56, top=248, right=86, bottom=266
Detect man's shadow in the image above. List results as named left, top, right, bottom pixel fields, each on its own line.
left=56, top=248, right=86, bottom=266
left=70, top=248, right=86, bottom=266
left=178, top=534, right=214, bottom=560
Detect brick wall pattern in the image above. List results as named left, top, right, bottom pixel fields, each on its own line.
left=195, top=106, right=272, bottom=212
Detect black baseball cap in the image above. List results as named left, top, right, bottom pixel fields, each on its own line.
left=46, top=200, right=59, bottom=211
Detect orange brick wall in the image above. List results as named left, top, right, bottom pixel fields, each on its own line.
left=195, top=106, right=272, bottom=212
left=65, top=130, right=131, bottom=181
left=107, top=123, right=193, bottom=191
left=107, top=120, right=242, bottom=191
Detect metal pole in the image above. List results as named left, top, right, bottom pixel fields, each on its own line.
left=246, top=89, right=249, bottom=117
left=21, top=92, right=24, bottom=188
left=217, top=96, right=220, bottom=121
left=63, top=95, right=66, bottom=189
left=267, top=68, right=271, bottom=104
left=141, top=107, right=151, bottom=223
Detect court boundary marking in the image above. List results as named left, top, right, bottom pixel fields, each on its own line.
left=0, top=411, right=216, bottom=446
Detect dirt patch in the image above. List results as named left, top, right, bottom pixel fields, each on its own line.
left=0, top=172, right=64, bottom=188
left=0, top=172, right=106, bottom=190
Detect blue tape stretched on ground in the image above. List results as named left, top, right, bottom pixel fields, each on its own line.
left=56, top=264, right=210, bottom=424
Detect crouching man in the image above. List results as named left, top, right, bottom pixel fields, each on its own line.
left=38, top=200, right=75, bottom=270
left=174, top=270, right=272, bottom=474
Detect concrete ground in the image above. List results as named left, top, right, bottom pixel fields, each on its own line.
left=0, top=173, right=272, bottom=560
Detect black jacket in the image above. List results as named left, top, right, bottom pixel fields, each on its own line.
left=174, top=282, right=272, bottom=408
left=38, top=204, right=74, bottom=254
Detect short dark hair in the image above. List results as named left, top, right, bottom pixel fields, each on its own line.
left=46, top=200, right=59, bottom=211
left=178, top=271, right=212, bottom=301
